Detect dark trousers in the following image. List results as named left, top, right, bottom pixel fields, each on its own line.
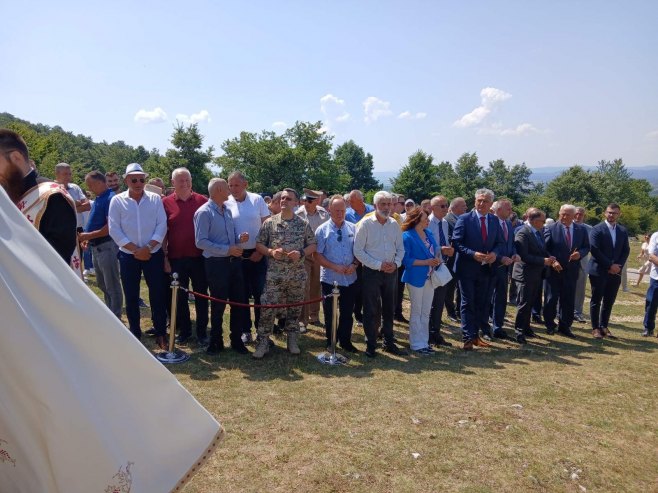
left=643, top=277, right=658, bottom=331
left=118, top=250, right=167, bottom=339
left=458, top=269, right=494, bottom=342
left=321, top=282, right=356, bottom=346
left=514, top=276, right=542, bottom=337
left=241, top=251, right=267, bottom=333
left=589, top=273, right=622, bottom=330
left=362, top=267, right=397, bottom=350
left=353, top=265, right=364, bottom=323
left=490, top=266, right=510, bottom=334
left=428, top=284, right=448, bottom=335
left=395, top=265, right=405, bottom=317
left=544, top=270, right=577, bottom=331
left=205, top=256, right=248, bottom=345
left=170, top=256, right=209, bottom=339
left=533, top=281, right=544, bottom=317
left=444, top=271, right=460, bottom=318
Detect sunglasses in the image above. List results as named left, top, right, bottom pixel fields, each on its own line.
left=336, top=228, right=342, bottom=242
left=130, top=178, right=146, bottom=184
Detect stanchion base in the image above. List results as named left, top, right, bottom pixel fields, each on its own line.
left=155, top=349, right=190, bottom=364
left=317, top=351, right=348, bottom=365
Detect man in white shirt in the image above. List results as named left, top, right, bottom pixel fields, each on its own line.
left=354, top=191, right=406, bottom=358
left=109, top=163, right=168, bottom=349
left=226, top=171, right=271, bottom=343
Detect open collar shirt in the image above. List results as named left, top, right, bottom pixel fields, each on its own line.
left=193, top=200, right=239, bottom=258
left=108, top=190, right=167, bottom=254
left=353, top=214, right=404, bottom=271
left=315, top=220, right=357, bottom=286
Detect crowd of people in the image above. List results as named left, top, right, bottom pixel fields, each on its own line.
left=1, top=128, right=657, bottom=362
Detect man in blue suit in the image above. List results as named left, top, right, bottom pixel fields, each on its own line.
left=588, top=203, right=630, bottom=339
left=452, top=189, right=505, bottom=350
left=485, top=199, right=519, bottom=340
left=543, top=204, right=591, bottom=338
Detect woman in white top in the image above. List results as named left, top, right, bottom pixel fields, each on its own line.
left=636, top=233, right=652, bottom=286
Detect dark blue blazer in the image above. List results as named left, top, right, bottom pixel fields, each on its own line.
left=453, top=211, right=505, bottom=279
left=402, top=229, right=439, bottom=288
left=497, top=218, right=516, bottom=258
left=544, top=222, right=590, bottom=275
left=587, top=222, right=630, bottom=276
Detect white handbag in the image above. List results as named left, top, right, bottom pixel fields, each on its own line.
left=430, top=262, right=452, bottom=288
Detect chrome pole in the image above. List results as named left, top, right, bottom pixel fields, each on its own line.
left=318, top=281, right=348, bottom=365
left=156, top=272, right=190, bottom=364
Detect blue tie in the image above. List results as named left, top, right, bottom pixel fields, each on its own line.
left=438, top=221, right=448, bottom=261
left=535, top=230, right=544, bottom=247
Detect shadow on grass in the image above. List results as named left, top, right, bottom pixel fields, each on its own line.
left=161, top=318, right=658, bottom=383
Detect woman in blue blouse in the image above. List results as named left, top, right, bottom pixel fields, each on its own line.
left=401, top=207, right=441, bottom=354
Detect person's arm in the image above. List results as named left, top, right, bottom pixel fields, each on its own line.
left=194, top=209, right=230, bottom=257
left=394, top=223, right=405, bottom=268
left=148, top=196, right=167, bottom=250
left=79, top=223, right=109, bottom=242
left=589, top=225, right=613, bottom=270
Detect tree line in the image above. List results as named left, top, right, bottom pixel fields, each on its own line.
left=2, top=112, right=656, bottom=235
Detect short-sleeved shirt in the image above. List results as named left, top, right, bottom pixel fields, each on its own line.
left=315, top=220, right=357, bottom=286
left=256, top=214, right=316, bottom=279
left=225, top=191, right=270, bottom=249
left=163, top=192, right=208, bottom=259
left=345, top=204, right=374, bottom=224
left=84, top=188, right=115, bottom=235
left=63, top=182, right=87, bottom=228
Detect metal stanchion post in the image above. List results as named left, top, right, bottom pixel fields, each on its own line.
left=156, top=272, right=190, bottom=364
left=318, top=281, right=348, bottom=365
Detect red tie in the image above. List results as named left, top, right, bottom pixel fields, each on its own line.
left=502, top=221, right=508, bottom=241
left=566, top=227, right=572, bottom=249
left=480, top=216, right=487, bottom=242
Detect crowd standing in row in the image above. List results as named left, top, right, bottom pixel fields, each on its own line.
left=1, top=129, right=656, bottom=362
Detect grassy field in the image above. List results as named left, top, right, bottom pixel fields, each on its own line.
left=89, top=241, right=658, bottom=492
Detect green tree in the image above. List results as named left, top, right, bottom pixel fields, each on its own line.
left=451, top=152, right=484, bottom=203
left=482, top=159, right=534, bottom=205
left=543, top=166, right=600, bottom=210
left=333, top=140, right=381, bottom=191
left=161, top=123, right=214, bottom=193
left=391, top=150, right=440, bottom=201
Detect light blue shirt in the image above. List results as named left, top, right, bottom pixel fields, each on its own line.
left=345, top=204, right=374, bottom=224
left=315, top=220, right=358, bottom=286
left=194, top=201, right=239, bottom=258
left=108, top=190, right=167, bottom=254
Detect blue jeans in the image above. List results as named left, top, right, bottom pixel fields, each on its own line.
left=118, top=250, right=168, bottom=339
left=643, top=277, right=658, bottom=332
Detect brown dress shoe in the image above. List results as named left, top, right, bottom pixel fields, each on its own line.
left=473, top=336, right=492, bottom=348
left=602, top=328, right=617, bottom=339
left=592, top=328, right=604, bottom=339
left=463, top=340, right=474, bottom=351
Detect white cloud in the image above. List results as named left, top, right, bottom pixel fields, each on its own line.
left=363, top=96, right=393, bottom=124
left=176, top=110, right=211, bottom=125
left=453, top=87, right=511, bottom=128
left=272, top=121, right=287, bottom=130
left=320, top=94, right=350, bottom=133
left=134, top=107, right=167, bottom=124
left=647, top=130, right=658, bottom=140
left=398, top=111, right=427, bottom=120
left=478, top=122, right=541, bottom=137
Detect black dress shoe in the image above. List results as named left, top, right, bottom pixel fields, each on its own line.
left=558, top=329, right=576, bottom=339
left=145, top=327, right=156, bottom=337
left=365, top=347, right=377, bottom=358
left=394, top=315, right=409, bottom=323
left=447, top=314, right=460, bottom=323
left=524, top=329, right=537, bottom=338
left=176, top=334, right=192, bottom=345
left=531, top=315, right=543, bottom=324
left=435, top=335, right=453, bottom=347
left=382, top=343, right=407, bottom=356
left=339, top=342, right=360, bottom=353
left=516, top=334, right=527, bottom=344
left=546, top=328, right=556, bottom=335
left=197, top=336, right=209, bottom=346
left=642, top=329, right=654, bottom=337
left=206, top=342, right=223, bottom=355
left=481, top=333, right=493, bottom=342
left=231, top=342, right=250, bottom=354
left=493, top=330, right=510, bottom=340
left=574, top=315, right=586, bottom=323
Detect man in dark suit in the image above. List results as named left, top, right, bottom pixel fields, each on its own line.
left=485, top=199, right=519, bottom=340
left=452, top=189, right=505, bottom=350
left=512, top=209, right=555, bottom=344
left=543, top=204, right=590, bottom=338
left=444, top=197, right=467, bottom=321
left=588, top=203, right=630, bottom=339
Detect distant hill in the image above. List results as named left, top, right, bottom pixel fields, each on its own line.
left=375, top=166, right=658, bottom=191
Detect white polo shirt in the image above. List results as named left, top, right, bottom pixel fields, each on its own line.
left=225, top=191, right=270, bottom=249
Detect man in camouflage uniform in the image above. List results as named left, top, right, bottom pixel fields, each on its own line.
left=254, top=188, right=317, bottom=358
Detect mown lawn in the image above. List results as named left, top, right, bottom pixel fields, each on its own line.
left=87, top=240, right=658, bottom=492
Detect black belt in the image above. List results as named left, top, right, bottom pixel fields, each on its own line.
left=212, top=256, right=242, bottom=262
left=90, top=236, right=113, bottom=247
left=242, top=248, right=256, bottom=258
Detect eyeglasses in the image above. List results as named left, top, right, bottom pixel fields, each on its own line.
left=130, top=178, right=145, bottom=184
left=336, top=228, right=342, bottom=242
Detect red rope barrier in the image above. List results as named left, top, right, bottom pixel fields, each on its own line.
left=178, top=286, right=327, bottom=309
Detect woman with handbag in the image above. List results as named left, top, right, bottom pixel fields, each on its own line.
left=401, top=207, right=442, bottom=354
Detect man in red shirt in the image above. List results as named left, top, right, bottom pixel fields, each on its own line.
left=163, top=167, right=210, bottom=345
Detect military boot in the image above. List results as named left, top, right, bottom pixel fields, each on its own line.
left=287, top=332, right=301, bottom=355
left=252, top=336, right=270, bottom=359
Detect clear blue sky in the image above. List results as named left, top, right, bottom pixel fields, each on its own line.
left=3, top=0, right=657, bottom=171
